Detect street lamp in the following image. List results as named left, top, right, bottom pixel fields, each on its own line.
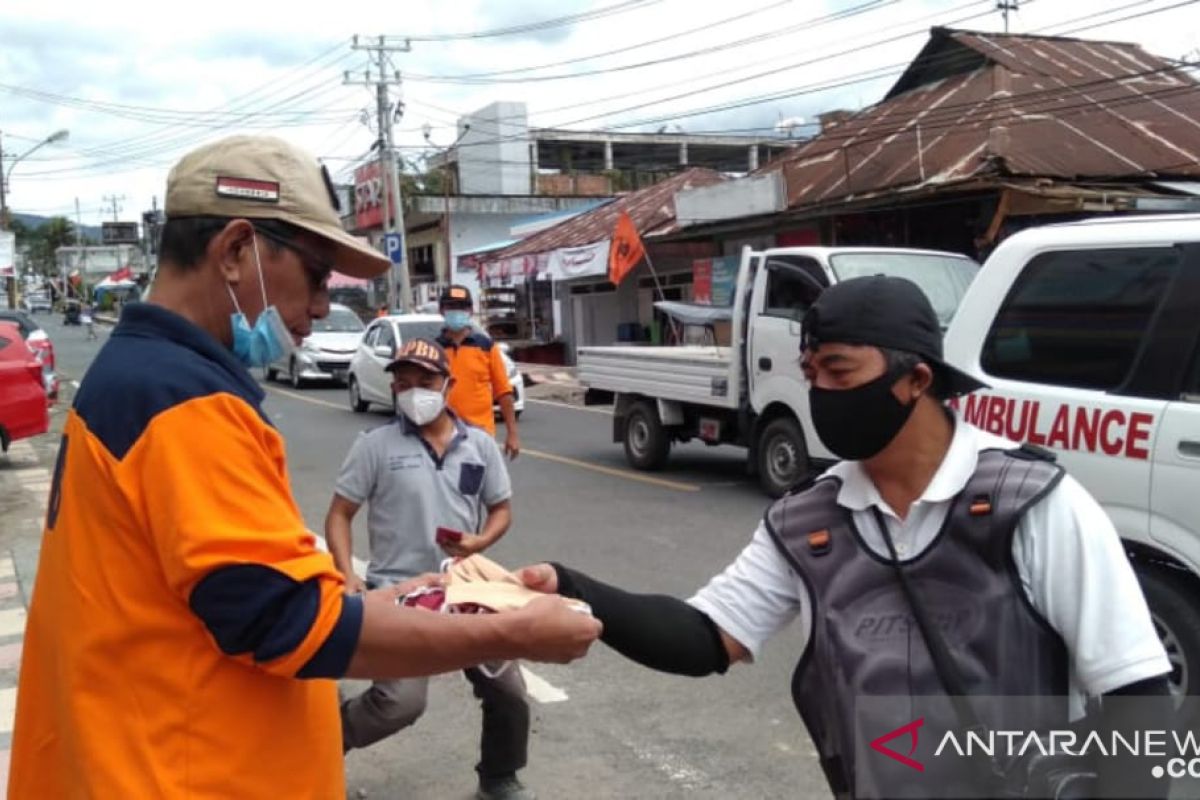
left=0, top=129, right=70, bottom=307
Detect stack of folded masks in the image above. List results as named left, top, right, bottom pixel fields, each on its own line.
left=399, top=554, right=591, bottom=678
left=399, top=554, right=592, bottom=615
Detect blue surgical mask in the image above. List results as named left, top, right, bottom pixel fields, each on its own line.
left=444, top=310, right=471, bottom=331
left=227, top=235, right=296, bottom=368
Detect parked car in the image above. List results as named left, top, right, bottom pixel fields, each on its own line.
left=578, top=246, right=980, bottom=496
left=347, top=314, right=525, bottom=418
left=21, top=292, right=52, bottom=314
left=944, top=213, right=1200, bottom=710
left=0, top=321, right=50, bottom=452
left=0, top=309, right=57, bottom=401
left=266, top=303, right=364, bottom=388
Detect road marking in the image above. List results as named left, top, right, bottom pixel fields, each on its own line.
left=312, top=534, right=368, bottom=575
left=0, top=609, right=24, bottom=639
left=265, top=387, right=694, bottom=491
left=519, top=665, right=568, bottom=704
left=0, top=687, right=15, bottom=734
left=524, top=449, right=700, bottom=492
left=265, top=385, right=346, bottom=411
left=526, top=398, right=612, bottom=415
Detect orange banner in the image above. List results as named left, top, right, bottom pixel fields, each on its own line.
left=607, top=210, right=645, bottom=286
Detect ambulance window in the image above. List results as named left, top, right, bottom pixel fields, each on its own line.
left=1184, top=344, right=1200, bottom=399
left=982, top=248, right=1180, bottom=391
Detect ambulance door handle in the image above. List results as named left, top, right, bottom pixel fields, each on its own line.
left=759, top=357, right=772, bottom=371
left=1179, top=440, right=1200, bottom=459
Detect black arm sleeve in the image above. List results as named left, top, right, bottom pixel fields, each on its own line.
left=552, top=563, right=730, bottom=677
left=1097, top=674, right=1174, bottom=800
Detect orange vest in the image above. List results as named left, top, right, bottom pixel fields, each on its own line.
left=437, top=332, right=513, bottom=434
left=11, top=304, right=359, bottom=799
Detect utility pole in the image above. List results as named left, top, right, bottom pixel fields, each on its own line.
left=996, top=0, right=1019, bottom=33
left=71, top=197, right=84, bottom=301
left=103, top=194, right=124, bottom=222
left=346, top=35, right=413, bottom=312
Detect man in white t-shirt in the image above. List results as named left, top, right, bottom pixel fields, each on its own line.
left=522, top=276, right=1173, bottom=799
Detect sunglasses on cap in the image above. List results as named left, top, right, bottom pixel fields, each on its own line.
left=253, top=225, right=333, bottom=293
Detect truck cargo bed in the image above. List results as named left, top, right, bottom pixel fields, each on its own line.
left=577, top=346, right=738, bottom=408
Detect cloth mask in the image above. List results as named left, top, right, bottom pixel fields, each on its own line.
left=809, top=365, right=916, bottom=461
left=227, top=235, right=295, bottom=368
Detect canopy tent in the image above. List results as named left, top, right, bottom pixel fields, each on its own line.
left=652, top=300, right=732, bottom=326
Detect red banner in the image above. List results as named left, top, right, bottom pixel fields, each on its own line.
left=354, top=160, right=392, bottom=231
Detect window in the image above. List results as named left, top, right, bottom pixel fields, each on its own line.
left=409, top=245, right=435, bottom=279
left=1184, top=342, right=1200, bottom=399
left=981, top=248, right=1180, bottom=391
left=396, top=320, right=445, bottom=344
left=763, top=256, right=826, bottom=319
left=363, top=325, right=379, bottom=347
left=312, top=308, right=364, bottom=334
left=829, top=251, right=978, bottom=328
left=376, top=324, right=396, bottom=353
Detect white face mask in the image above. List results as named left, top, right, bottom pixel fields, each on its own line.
left=395, top=385, right=446, bottom=426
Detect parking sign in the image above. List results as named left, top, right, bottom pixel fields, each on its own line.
left=383, top=233, right=404, bottom=265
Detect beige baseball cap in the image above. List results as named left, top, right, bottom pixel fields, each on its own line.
left=164, top=135, right=390, bottom=279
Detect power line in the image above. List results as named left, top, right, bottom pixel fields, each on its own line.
left=400, top=0, right=1187, bottom=157
left=405, top=0, right=793, bottom=82
left=406, top=0, right=897, bottom=85
left=403, top=0, right=662, bottom=42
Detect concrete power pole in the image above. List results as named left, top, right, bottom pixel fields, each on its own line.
left=346, top=35, right=413, bottom=313
left=996, top=0, right=1019, bottom=33
left=103, top=194, right=124, bottom=223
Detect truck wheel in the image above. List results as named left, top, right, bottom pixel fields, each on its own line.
left=757, top=416, right=809, bottom=498
left=624, top=401, right=670, bottom=471
left=1137, top=565, right=1200, bottom=724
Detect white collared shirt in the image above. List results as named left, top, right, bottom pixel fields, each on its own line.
left=689, top=418, right=1170, bottom=707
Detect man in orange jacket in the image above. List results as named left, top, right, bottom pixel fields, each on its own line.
left=437, top=284, right=521, bottom=459
left=9, top=135, right=599, bottom=800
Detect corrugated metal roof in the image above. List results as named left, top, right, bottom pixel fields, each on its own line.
left=483, top=168, right=725, bottom=261
left=764, top=27, right=1200, bottom=212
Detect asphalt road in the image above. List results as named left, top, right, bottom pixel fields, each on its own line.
left=41, top=312, right=828, bottom=800
left=25, top=312, right=1200, bottom=799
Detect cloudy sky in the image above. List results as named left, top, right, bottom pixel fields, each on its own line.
left=1, top=0, right=1197, bottom=227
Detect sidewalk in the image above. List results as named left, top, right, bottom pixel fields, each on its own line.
left=0, top=435, right=55, bottom=788
left=517, top=362, right=585, bottom=404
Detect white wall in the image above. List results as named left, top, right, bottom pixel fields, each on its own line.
left=458, top=102, right=531, bottom=196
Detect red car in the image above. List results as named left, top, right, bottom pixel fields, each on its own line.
left=0, top=321, right=50, bottom=452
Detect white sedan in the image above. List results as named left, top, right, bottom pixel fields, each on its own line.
left=347, top=314, right=524, bottom=418
left=267, top=303, right=364, bottom=388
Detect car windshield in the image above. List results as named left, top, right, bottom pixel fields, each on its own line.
left=829, top=252, right=979, bottom=328
left=311, top=309, right=364, bottom=334
left=396, top=320, right=445, bottom=344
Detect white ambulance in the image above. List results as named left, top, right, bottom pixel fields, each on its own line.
left=945, top=213, right=1200, bottom=703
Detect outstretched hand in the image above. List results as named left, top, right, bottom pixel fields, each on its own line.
left=517, top=563, right=559, bottom=594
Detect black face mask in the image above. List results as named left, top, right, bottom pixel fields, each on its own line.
left=809, top=366, right=916, bottom=461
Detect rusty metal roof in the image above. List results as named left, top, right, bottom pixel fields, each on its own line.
left=765, top=27, right=1200, bottom=211
left=484, top=168, right=725, bottom=260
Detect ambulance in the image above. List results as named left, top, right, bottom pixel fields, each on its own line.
left=944, top=213, right=1200, bottom=704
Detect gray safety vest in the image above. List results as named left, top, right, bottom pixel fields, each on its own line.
left=764, top=448, right=1070, bottom=799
